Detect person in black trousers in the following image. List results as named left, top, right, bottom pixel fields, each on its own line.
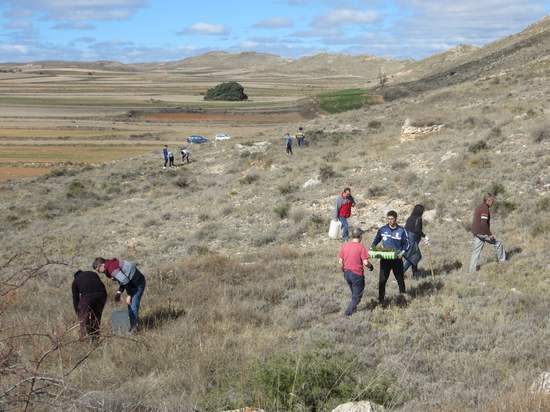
left=371, top=210, right=410, bottom=304
left=72, top=270, right=107, bottom=340
left=403, top=204, right=427, bottom=279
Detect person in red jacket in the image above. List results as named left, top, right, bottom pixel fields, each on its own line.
left=334, top=187, right=355, bottom=241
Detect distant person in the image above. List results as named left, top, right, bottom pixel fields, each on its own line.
left=162, top=145, right=169, bottom=169
left=338, top=227, right=374, bottom=316
left=403, top=204, right=428, bottom=279
left=72, top=270, right=107, bottom=340
left=468, top=194, right=506, bottom=272
left=93, top=257, right=146, bottom=333
left=335, top=187, right=355, bottom=241
left=296, top=127, right=305, bottom=147
left=371, top=210, right=410, bottom=304
left=180, top=146, right=190, bottom=164
left=284, top=133, right=293, bottom=155
left=168, top=151, right=175, bottom=168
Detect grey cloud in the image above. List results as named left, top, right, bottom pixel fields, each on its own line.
left=253, top=17, right=293, bottom=29
left=0, top=0, right=147, bottom=23
left=52, top=22, right=95, bottom=30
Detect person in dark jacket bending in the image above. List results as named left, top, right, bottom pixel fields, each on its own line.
left=93, top=257, right=146, bottom=333
left=403, top=204, right=428, bottom=279
left=72, top=270, right=107, bottom=340
left=371, top=210, right=410, bottom=304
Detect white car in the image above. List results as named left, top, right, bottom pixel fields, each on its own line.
left=215, top=133, right=231, bottom=141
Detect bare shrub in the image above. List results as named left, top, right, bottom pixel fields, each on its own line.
left=239, top=173, right=259, bottom=185
left=468, top=140, right=488, bottom=153
left=531, top=123, right=550, bottom=143
left=319, top=165, right=335, bottom=181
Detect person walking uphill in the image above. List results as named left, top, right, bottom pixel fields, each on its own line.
left=335, top=187, right=355, bottom=241
left=338, top=227, right=374, bottom=316
left=93, top=257, right=146, bottom=333
left=284, top=132, right=293, bottom=155
left=468, top=194, right=506, bottom=272
left=403, top=204, right=428, bottom=279
left=162, top=145, right=169, bottom=169
left=371, top=210, right=410, bottom=304
left=295, top=127, right=305, bottom=147
left=72, top=270, right=107, bottom=340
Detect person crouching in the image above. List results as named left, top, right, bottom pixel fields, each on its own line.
left=72, top=270, right=107, bottom=341
left=337, top=227, right=374, bottom=316
left=93, top=257, right=146, bottom=333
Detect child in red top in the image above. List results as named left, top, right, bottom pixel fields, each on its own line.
left=337, top=227, right=373, bottom=316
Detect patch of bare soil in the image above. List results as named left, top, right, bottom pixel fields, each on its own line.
left=0, top=166, right=50, bottom=181
left=141, top=111, right=306, bottom=123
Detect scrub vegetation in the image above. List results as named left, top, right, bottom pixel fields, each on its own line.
left=1, top=16, right=550, bottom=412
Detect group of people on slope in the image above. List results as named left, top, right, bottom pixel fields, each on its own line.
left=163, top=144, right=190, bottom=168
left=336, top=188, right=506, bottom=316
left=284, top=126, right=306, bottom=155
left=71, top=257, right=147, bottom=340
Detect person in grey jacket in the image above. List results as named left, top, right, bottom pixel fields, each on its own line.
left=93, top=257, right=146, bottom=333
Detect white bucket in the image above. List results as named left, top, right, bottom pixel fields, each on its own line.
left=328, top=219, right=341, bottom=239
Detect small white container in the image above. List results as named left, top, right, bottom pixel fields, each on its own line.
left=328, top=219, right=341, bottom=239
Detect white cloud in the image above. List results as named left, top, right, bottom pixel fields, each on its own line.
left=314, top=8, right=380, bottom=28
left=52, top=22, right=95, bottom=30
left=0, top=0, right=146, bottom=22
left=253, top=17, right=293, bottom=29
left=0, top=44, right=28, bottom=53
left=179, top=22, right=230, bottom=36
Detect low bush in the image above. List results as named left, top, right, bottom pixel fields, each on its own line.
left=368, top=186, right=386, bottom=197
left=531, top=123, right=550, bottom=143
left=468, top=140, right=488, bottom=153
left=278, top=182, right=298, bottom=195
left=273, top=203, right=290, bottom=219
left=240, top=173, right=260, bottom=185
left=368, top=120, right=382, bottom=129
left=319, top=165, right=335, bottom=181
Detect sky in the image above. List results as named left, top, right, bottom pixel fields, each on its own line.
left=0, top=0, right=548, bottom=63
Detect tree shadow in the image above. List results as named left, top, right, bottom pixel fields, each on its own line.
left=141, top=306, right=185, bottom=330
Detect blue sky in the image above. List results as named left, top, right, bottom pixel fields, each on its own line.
left=0, top=0, right=548, bottom=63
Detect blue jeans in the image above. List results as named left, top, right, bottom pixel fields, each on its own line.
left=127, top=279, right=145, bottom=330
left=338, top=217, right=349, bottom=241
left=344, top=270, right=365, bottom=315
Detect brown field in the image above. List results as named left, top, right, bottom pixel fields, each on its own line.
left=0, top=166, right=51, bottom=181
left=0, top=66, right=341, bottom=180
left=142, top=111, right=307, bottom=123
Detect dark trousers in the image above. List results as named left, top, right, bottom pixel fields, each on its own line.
left=164, top=157, right=168, bottom=167
left=78, top=292, right=107, bottom=339
left=286, top=144, right=293, bottom=155
left=379, top=259, right=406, bottom=303
left=344, top=270, right=365, bottom=315
left=169, top=156, right=175, bottom=167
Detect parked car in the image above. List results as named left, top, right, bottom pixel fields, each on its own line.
left=187, top=135, right=208, bottom=144
left=215, top=133, right=231, bottom=141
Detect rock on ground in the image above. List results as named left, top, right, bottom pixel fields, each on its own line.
left=331, top=400, right=385, bottom=412
left=531, top=371, right=550, bottom=394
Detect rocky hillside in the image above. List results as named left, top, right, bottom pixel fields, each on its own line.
left=1, top=18, right=550, bottom=412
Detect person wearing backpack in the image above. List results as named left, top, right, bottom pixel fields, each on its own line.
left=295, top=127, right=305, bottom=147
left=403, top=204, right=428, bottom=279
left=93, top=257, right=146, bottom=333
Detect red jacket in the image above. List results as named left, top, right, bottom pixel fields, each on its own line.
left=104, top=258, right=121, bottom=278
left=336, top=194, right=354, bottom=218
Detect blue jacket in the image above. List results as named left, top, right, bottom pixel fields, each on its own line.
left=162, top=147, right=168, bottom=159
left=371, top=224, right=410, bottom=254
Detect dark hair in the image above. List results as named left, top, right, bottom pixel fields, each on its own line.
left=343, top=187, right=351, bottom=193
left=387, top=210, right=398, bottom=218
left=411, top=204, right=424, bottom=216
left=92, top=257, right=105, bottom=270
left=483, top=193, right=495, bottom=202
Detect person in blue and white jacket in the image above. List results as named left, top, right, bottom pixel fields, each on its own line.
left=371, top=210, right=410, bottom=304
